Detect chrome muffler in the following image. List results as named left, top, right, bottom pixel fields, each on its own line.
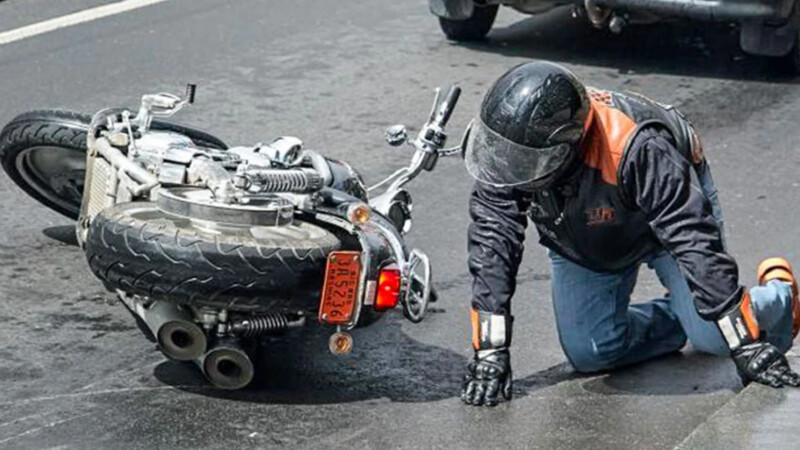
left=120, top=294, right=207, bottom=361
left=195, top=338, right=254, bottom=390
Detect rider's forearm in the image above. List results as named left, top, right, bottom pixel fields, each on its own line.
left=621, top=127, right=741, bottom=320
left=467, top=182, right=531, bottom=316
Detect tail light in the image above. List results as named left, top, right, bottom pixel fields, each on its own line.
left=374, top=264, right=401, bottom=311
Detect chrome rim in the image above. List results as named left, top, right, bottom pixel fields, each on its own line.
left=403, top=249, right=431, bottom=323
left=14, top=146, right=85, bottom=213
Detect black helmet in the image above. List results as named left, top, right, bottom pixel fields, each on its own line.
left=464, top=61, right=590, bottom=188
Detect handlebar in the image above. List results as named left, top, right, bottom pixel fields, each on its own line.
left=436, top=86, right=461, bottom=128
left=186, top=83, right=197, bottom=104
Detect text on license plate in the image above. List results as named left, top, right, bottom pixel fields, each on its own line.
left=319, top=251, right=362, bottom=325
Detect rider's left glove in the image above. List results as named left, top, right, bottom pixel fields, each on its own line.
left=462, top=348, right=512, bottom=406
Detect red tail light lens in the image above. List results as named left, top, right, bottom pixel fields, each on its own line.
left=375, top=265, right=401, bottom=311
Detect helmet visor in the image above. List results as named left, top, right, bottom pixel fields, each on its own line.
left=464, top=118, right=573, bottom=187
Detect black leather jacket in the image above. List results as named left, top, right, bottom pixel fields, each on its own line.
left=467, top=126, right=742, bottom=321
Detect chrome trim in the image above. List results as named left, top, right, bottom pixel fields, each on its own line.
left=366, top=218, right=408, bottom=270
left=364, top=280, right=377, bottom=306
left=346, top=229, right=371, bottom=330
left=314, top=212, right=355, bottom=234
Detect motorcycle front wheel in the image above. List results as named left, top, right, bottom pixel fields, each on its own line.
left=0, top=109, right=228, bottom=219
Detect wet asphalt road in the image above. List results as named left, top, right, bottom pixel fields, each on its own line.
left=1, top=0, right=800, bottom=448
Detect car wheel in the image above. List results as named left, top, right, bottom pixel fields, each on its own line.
left=779, top=29, right=800, bottom=74
left=438, top=5, right=499, bottom=42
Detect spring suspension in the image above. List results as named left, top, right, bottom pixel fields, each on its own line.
left=230, top=313, right=303, bottom=338
left=242, top=167, right=323, bottom=194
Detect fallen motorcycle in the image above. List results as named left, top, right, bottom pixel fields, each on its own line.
left=0, top=84, right=463, bottom=389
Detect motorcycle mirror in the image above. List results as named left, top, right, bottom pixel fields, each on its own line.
left=385, top=124, right=408, bottom=147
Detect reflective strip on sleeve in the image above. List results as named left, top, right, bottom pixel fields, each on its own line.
left=471, top=309, right=510, bottom=350
left=717, top=315, right=741, bottom=350
left=489, top=314, right=507, bottom=348
left=717, top=291, right=760, bottom=350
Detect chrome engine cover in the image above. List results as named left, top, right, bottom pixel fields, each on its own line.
left=157, top=187, right=295, bottom=227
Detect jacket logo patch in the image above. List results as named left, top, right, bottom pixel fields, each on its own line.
left=588, top=87, right=613, bottom=105
left=586, top=207, right=616, bottom=226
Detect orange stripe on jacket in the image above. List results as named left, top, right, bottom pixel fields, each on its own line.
left=471, top=308, right=480, bottom=350
left=581, top=100, right=638, bottom=186
left=739, top=292, right=760, bottom=340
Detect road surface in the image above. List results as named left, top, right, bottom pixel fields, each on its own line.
left=0, top=0, right=798, bottom=448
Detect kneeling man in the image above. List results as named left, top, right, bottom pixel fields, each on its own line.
left=461, top=61, right=800, bottom=406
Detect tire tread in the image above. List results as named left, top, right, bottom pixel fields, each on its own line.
left=85, top=203, right=340, bottom=311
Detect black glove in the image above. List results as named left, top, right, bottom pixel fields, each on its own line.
left=461, top=349, right=512, bottom=407
left=732, top=342, right=800, bottom=388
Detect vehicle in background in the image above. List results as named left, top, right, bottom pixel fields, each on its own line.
left=429, top=0, right=800, bottom=73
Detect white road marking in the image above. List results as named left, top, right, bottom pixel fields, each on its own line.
left=0, top=0, right=168, bottom=46
left=0, top=412, right=95, bottom=445
left=0, top=384, right=211, bottom=406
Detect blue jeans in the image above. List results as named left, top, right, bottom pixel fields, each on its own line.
left=550, top=166, right=795, bottom=372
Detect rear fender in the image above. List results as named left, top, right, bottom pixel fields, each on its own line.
left=429, top=0, right=474, bottom=20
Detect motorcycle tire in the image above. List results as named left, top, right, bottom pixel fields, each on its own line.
left=438, top=5, right=498, bottom=42
left=85, top=202, right=341, bottom=312
left=0, top=109, right=228, bottom=219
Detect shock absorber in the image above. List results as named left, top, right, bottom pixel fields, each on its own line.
left=229, top=313, right=305, bottom=338
left=237, top=167, right=323, bottom=193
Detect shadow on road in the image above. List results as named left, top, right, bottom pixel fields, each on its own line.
left=581, top=351, right=741, bottom=395
left=154, top=313, right=738, bottom=405
left=513, top=350, right=738, bottom=401
left=461, top=8, right=800, bottom=82
left=154, top=314, right=470, bottom=404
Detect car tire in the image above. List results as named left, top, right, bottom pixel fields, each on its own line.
left=438, top=5, right=498, bottom=42
left=765, top=0, right=800, bottom=74
left=778, top=29, right=800, bottom=74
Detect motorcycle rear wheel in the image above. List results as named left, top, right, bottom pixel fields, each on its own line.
left=0, top=109, right=228, bottom=219
left=85, top=202, right=341, bottom=312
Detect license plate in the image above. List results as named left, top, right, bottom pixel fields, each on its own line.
left=319, top=251, right=362, bottom=325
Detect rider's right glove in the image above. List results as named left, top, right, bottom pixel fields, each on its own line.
left=717, top=288, right=800, bottom=388
left=461, top=309, right=513, bottom=407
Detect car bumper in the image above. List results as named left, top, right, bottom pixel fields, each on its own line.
left=593, top=0, right=795, bottom=22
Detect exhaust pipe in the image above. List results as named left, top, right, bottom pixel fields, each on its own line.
left=155, top=311, right=208, bottom=361
left=120, top=294, right=207, bottom=361
left=196, top=338, right=254, bottom=390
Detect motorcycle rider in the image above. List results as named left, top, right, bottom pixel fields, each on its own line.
left=461, top=60, right=800, bottom=407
